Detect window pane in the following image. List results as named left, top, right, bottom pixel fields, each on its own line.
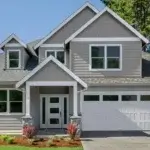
left=42, top=97, right=46, bottom=124
left=0, top=91, right=7, bottom=101
left=141, top=95, right=150, bottom=101
left=50, top=118, right=59, bottom=124
left=122, top=95, right=137, bottom=101
left=92, top=58, right=104, bottom=69
left=10, top=102, right=22, bottom=113
left=64, top=97, right=67, bottom=124
left=0, top=102, right=7, bottom=112
left=84, top=95, right=99, bottom=101
left=9, top=90, right=22, bottom=101
left=103, top=95, right=118, bottom=101
left=107, top=46, right=120, bottom=57
left=9, top=51, right=19, bottom=59
left=9, top=60, right=19, bottom=68
left=46, top=51, right=55, bottom=57
left=50, top=98, right=59, bottom=103
left=107, top=58, right=120, bottom=69
left=57, top=51, right=64, bottom=63
left=50, top=108, right=59, bottom=114
left=91, top=46, right=104, bottom=57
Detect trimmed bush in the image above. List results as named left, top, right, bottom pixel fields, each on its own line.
left=23, top=125, right=37, bottom=139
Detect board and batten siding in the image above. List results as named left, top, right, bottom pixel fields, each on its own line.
left=70, top=41, right=142, bottom=77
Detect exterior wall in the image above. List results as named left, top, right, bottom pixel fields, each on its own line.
left=70, top=41, right=142, bottom=77
left=82, top=86, right=150, bottom=131
left=77, top=12, right=137, bottom=38
left=28, top=61, right=74, bottom=81
left=4, top=46, right=29, bottom=70
left=44, top=7, right=96, bottom=44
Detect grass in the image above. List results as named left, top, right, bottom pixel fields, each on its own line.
left=0, top=146, right=83, bottom=150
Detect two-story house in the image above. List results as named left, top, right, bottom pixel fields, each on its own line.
left=0, top=2, right=150, bottom=135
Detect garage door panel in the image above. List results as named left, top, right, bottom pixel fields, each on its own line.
left=82, top=102, right=150, bottom=131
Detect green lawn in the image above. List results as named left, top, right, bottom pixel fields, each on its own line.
left=0, top=146, right=83, bottom=150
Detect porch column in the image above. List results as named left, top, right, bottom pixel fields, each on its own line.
left=22, top=83, right=33, bottom=126
left=73, top=83, right=78, bottom=116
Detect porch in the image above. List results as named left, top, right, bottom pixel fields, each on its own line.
left=23, top=81, right=82, bottom=129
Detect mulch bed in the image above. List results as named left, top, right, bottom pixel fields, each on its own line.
left=0, top=136, right=82, bottom=148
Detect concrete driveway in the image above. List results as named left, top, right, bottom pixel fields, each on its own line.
left=82, top=137, right=150, bottom=150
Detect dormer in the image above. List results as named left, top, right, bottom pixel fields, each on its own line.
left=0, top=34, right=29, bottom=70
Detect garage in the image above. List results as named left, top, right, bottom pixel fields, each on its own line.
left=81, top=91, right=150, bottom=131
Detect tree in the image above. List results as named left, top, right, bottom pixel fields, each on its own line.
left=100, top=0, right=150, bottom=37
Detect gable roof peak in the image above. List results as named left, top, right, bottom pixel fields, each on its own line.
left=65, top=6, right=149, bottom=44
left=0, top=33, right=27, bottom=49
left=33, top=2, right=99, bottom=49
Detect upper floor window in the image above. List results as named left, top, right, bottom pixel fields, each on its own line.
left=7, top=50, right=21, bottom=69
left=90, top=45, right=122, bottom=71
left=45, top=50, right=65, bottom=64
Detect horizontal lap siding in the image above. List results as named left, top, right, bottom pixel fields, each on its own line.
left=71, top=41, right=142, bottom=77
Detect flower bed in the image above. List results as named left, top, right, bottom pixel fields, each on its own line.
left=0, top=136, right=82, bottom=148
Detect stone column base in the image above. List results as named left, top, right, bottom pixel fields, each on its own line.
left=22, top=115, right=33, bottom=127
left=70, top=116, right=81, bottom=137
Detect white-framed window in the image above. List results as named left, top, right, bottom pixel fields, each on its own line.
left=89, top=44, right=122, bottom=71
left=45, top=50, right=66, bottom=64
left=0, top=89, right=23, bottom=114
left=7, top=50, right=21, bottom=69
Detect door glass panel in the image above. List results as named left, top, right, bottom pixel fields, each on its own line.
left=42, top=97, right=46, bottom=124
left=50, top=118, right=59, bottom=124
left=50, top=108, right=59, bottom=114
left=64, top=97, right=67, bottom=124
left=50, top=97, right=59, bottom=103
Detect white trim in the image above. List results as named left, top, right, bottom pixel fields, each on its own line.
left=89, top=44, right=122, bottom=71
left=0, top=34, right=27, bottom=49
left=72, top=37, right=141, bottom=42
left=5, top=43, right=22, bottom=47
left=16, top=56, right=87, bottom=88
left=40, top=44, right=64, bottom=48
left=7, top=49, right=21, bottom=69
left=45, top=50, right=66, bottom=65
left=73, top=83, right=78, bottom=116
left=65, top=7, right=149, bottom=44
left=34, top=2, right=99, bottom=49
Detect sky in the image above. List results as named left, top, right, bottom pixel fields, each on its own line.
left=0, top=0, right=104, bottom=43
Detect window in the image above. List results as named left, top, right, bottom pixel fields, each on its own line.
left=103, top=95, right=118, bottom=101
left=8, top=50, right=20, bottom=69
left=84, top=95, right=99, bottom=101
left=122, top=95, right=137, bottom=101
left=90, top=45, right=121, bottom=70
left=141, top=95, right=150, bottom=101
left=46, top=50, right=65, bottom=64
left=0, top=91, right=7, bottom=112
left=0, top=90, right=23, bottom=113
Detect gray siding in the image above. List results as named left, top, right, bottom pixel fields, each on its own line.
left=0, top=116, right=23, bottom=130
left=70, top=41, right=142, bottom=77
left=77, top=12, right=137, bottom=38
left=29, top=61, right=74, bottom=81
left=44, top=7, right=96, bottom=44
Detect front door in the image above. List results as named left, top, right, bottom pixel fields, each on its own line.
left=40, top=95, right=69, bottom=129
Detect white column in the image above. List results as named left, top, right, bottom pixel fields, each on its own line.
left=25, top=83, right=31, bottom=117
left=73, top=83, right=78, bottom=116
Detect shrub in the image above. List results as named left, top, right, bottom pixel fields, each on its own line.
left=6, top=137, right=15, bottom=144
left=0, top=135, right=9, bottom=142
left=23, top=125, right=37, bottom=139
left=67, top=123, right=78, bottom=140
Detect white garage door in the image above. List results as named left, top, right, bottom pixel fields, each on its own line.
left=82, top=92, right=150, bottom=131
